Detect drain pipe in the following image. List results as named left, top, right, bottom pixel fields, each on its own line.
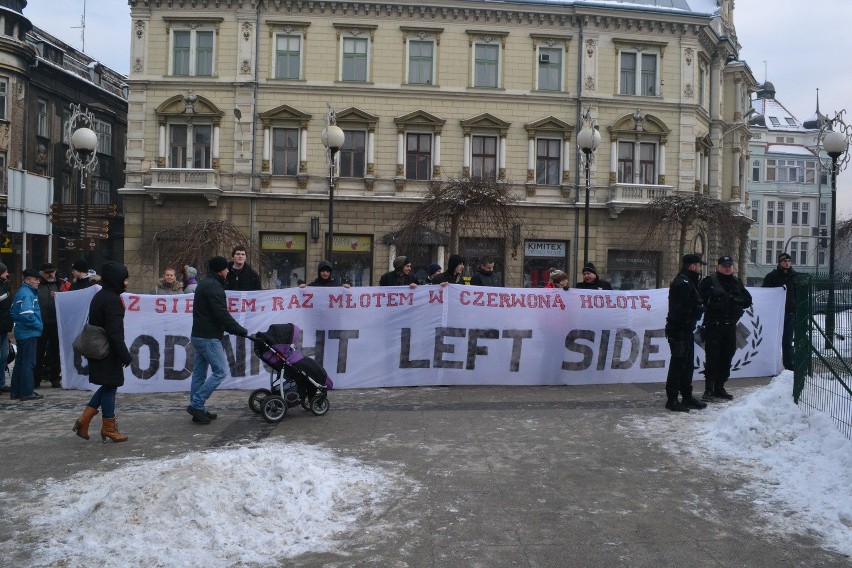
left=249, top=2, right=261, bottom=245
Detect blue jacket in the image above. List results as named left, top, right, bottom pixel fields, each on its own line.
left=12, top=282, right=42, bottom=340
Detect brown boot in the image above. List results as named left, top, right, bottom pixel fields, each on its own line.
left=72, top=406, right=99, bottom=440
left=100, top=417, right=128, bottom=443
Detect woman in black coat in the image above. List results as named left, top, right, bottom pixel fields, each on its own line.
left=72, top=262, right=133, bottom=443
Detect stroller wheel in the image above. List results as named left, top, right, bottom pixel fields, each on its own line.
left=311, top=395, right=330, bottom=416
left=249, top=389, right=272, bottom=414
left=261, top=395, right=287, bottom=423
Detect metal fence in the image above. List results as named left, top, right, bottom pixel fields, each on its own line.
left=793, top=273, right=852, bottom=439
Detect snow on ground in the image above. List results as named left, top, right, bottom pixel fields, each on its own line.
left=10, top=443, right=414, bottom=568
left=632, top=372, right=852, bottom=556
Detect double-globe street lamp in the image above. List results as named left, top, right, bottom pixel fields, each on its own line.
left=577, top=114, right=601, bottom=267
left=819, top=112, right=850, bottom=346
left=321, top=106, right=345, bottom=272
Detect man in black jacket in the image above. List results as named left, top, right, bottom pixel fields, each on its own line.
left=35, top=263, right=61, bottom=388
left=699, top=255, right=753, bottom=401
left=664, top=254, right=707, bottom=412
left=379, top=256, right=417, bottom=287
left=224, top=245, right=262, bottom=291
left=0, top=263, right=11, bottom=393
left=187, top=256, right=248, bottom=424
left=470, top=256, right=501, bottom=287
left=762, top=252, right=796, bottom=371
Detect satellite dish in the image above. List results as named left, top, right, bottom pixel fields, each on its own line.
left=233, top=108, right=242, bottom=121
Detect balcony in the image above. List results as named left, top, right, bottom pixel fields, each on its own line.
left=606, top=183, right=673, bottom=218
left=144, top=168, right=222, bottom=206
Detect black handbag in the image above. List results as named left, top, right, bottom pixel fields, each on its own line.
left=73, top=322, right=110, bottom=360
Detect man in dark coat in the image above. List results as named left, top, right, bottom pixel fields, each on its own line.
left=575, top=263, right=613, bottom=290
left=224, top=245, right=262, bottom=291
left=34, top=263, right=61, bottom=388
left=470, top=256, right=501, bottom=287
left=379, top=255, right=417, bottom=287
left=664, top=254, right=707, bottom=412
left=187, top=256, right=249, bottom=424
left=0, top=263, right=12, bottom=393
left=432, top=254, right=466, bottom=285
left=699, top=255, right=753, bottom=401
left=302, top=260, right=350, bottom=287
left=69, top=259, right=100, bottom=291
left=762, top=252, right=797, bottom=371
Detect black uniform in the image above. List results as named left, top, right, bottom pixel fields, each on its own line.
left=699, top=271, right=752, bottom=396
left=762, top=264, right=797, bottom=371
left=665, top=268, right=703, bottom=404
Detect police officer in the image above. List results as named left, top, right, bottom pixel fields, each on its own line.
left=698, top=255, right=753, bottom=401
left=664, top=253, right=707, bottom=412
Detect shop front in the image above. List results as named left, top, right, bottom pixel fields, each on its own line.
left=523, top=240, right=569, bottom=288
left=606, top=249, right=661, bottom=290
left=260, top=232, right=307, bottom=288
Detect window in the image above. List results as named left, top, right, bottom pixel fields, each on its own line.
left=616, top=141, right=657, bottom=184
left=791, top=202, right=799, bottom=225
left=785, top=118, right=797, bottom=126
left=619, top=51, right=657, bottom=96
left=169, top=124, right=212, bottom=169
left=0, top=78, right=6, bottom=120
left=698, top=66, right=706, bottom=107
left=275, top=34, right=301, bottom=79
left=820, top=203, right=828, bottom=226
left=272, top=127, right=299, bottom=175
left=474, top=43, right=499, bottom=88
left=406, top=133, right=432, bottom=180
left=751, top=199, right=759, bottom=222
left=766, top=159, right=816, bottom=183
left=752, top=160, right=760, bottom=182
left=639, top=143, right=656, bottom=184
left=537, top=48, right=562, bottom=91
left=92, top=178, right=110, bottom=205
left=339, top=130, right=366, bottom=178
left=94, top=119, right=112, bottom=156
left=172, top=29, right=214, bottom=76
left=0, top=153, right=5, bottom=196
left=471, top=135, right=497, bottom=180
left=750, top=239, right=758, bottom=264
left=408, top=40, right=434, bottom=85
left=801, top=202, right=810, bottom=226
left=766, top=200, right=775, bottom=225
left=776, top=202, right=785, bottom=225
left=617, top=141, right=634, bottom=183
left=769, top=117, right=781, bottom=127
left=37, top=98, right=48, bottom=137
left=765, top=241, right=774, bottom=265
left=342, top=37, right=368, bottom=82
left=536, top=138, right=561, bottom=185
left=800, top=241, right=809, bottom=265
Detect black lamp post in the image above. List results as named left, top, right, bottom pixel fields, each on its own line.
left=66, top=103, right=99, bottom=257
left=577, top=117, right=600, bottom=267
left=321, top=109, right=345, bottom=269
left=821, top=122, right=848, bottom=347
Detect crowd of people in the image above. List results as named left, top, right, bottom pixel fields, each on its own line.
left=1, top=244, right=791, bottom=440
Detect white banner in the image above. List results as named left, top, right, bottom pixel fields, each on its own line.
left=55, top=285, right=785, bottom=392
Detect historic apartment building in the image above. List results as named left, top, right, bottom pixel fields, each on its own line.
left=0, top=0, right=128, bottom=278
left=744, top=82, right=831, bottom=285
left=123, top=0, right=754, bottom=290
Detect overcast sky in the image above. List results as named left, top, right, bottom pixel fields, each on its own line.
left=22, top=0, right=852, bottom=212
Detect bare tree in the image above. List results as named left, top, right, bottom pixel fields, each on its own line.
left=391, top=175, right=526, bottom=256
left=634, top=193, right=749, bottom=261
left=131, top=219, right=264, bottom=274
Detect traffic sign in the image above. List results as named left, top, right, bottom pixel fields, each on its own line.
left=50, top=214, right=81, bottom=225
left=83, top=231, right=109, bottom=240
left=87, top=204, right=118, bottom=217
left=64, top=239, right=82, bottom=250
left=85, top=217, right=110, bottom=231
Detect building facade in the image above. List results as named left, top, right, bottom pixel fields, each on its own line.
left=744, top=82, right=830, bottom=285
left=123, top=0, right=753, bottom=291
left=0, top=0, right=128, bottom=279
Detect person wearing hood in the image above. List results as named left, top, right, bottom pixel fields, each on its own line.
left=664, top=254, right=708, bottom=413
left=151, top=266, right=182, bottom=295
left=183, top=265, right=199, bottom=293
left=224, top=245, right=262, bottom=291
left=544, top=269, right=569, bottom=290
left=469, top=256, right=501, bottom=287
left=762, top=252, right=797, bottom=371
left=432, top=254, right=466, bottom=285
left=302, top=260, right=350, bottom=288
left=575, top=263, right=613, bottom=290
left=69, top=259, right=100, bottom=291
left=72, top=262, right=133, bottom=442
left=379, top=256, right=417, bottom=288
left=186, top=256, right=249, bottom=425
left=699, top=255, right=752, bottom=402
left=424, top=263, right=442, bottom=285
left=0, top=263, right=12, bottom=393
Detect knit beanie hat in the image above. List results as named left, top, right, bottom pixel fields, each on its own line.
left=427, top=263, right=442, bottom=275
left=71, top=259, right=89, bottom=272
left=582, top=263, right=597, bottom=275
left=0, top=263, right=7, bottom=274
left=393, top=256, right=408, bottom=271
left=208, top=256, right=229, bottom=273
left=550, top=269, right=568, bottom=283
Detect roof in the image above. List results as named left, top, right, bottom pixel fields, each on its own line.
left=752, top=97, right=807, bottom=133
left=480, top=0, right=718, bottom=16
left=765, top=144, right=817, bottom=157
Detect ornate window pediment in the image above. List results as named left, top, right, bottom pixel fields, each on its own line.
left=258, top=104, right=312, bottom=128
left=394, top=110, right=446, bottom=133
left=608, top=112, right=670, bottom=143
left=461, top=113, right=511, bottom=135
left=524, top=116, right=574, bottom=138
left=156, top=93, right=224, bottom=124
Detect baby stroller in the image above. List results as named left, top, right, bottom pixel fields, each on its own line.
left=247, top=323, right=331, bottom=423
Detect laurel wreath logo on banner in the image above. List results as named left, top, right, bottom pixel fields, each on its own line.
left=694, top=306, right=763, bottom=373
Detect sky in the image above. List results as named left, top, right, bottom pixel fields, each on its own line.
left=2, top=373, right=850, bottom=564
left=20, top=0, right=852, bottom=213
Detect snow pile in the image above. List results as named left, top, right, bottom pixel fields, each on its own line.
left=21, top=443, right=411, bottom=567
left=639, top=372, right=852, bottom=556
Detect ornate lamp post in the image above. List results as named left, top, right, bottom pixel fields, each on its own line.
left=577, top=113, right=601, bottom=267
left=819, top=111, right=850, bottom=347
left=321, top=105, right=345, bottom=270
left=65, top=104, right=98, bottom=255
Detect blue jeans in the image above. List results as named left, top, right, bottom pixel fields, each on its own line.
left=190, top=337, right=228, bottom=410
left=0, top=334, right=9, bottom=389
left=10, top=336, right=37, bottom=398
left=87, top=386, right=117, bottom=418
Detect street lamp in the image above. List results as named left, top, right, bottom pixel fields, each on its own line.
left=577, top=114, right=601, bottom=267
left=819, top=113, right=850, bottom=347
left=321, top=106, right=345, bottom=270
left=65, top=103, right=99, bottom=256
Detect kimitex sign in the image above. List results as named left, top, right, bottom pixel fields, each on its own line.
left=525, top=241, right=565, bottom=257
